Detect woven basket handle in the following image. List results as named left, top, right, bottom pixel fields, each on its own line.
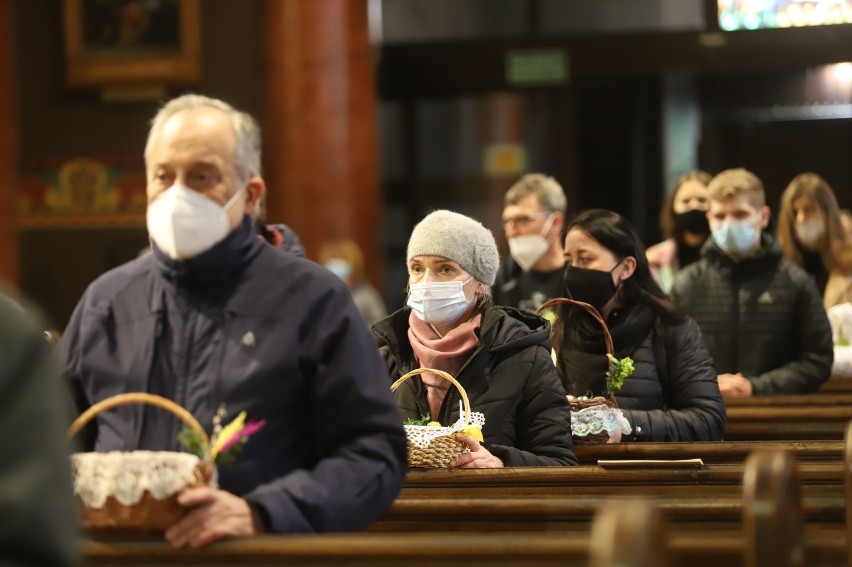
left=537, top=297, right=619, bottom=406
left=68, top=392, right=209, bottom=445
left=391, top=368, right=472, bottom=426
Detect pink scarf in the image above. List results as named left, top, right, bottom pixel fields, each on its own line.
left=408, top=311, right=482, bottom=420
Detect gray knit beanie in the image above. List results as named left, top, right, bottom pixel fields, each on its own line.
left=406, top=210, right=500, bottom=285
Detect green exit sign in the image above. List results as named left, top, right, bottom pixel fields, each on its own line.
left=506, top=49, right=569, bottom=86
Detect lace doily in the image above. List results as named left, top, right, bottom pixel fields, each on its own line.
left=404, top=412, right=485, bottom=449
left=571, top=405, right=632, bottom=437
left=834, top=345, right=852, bottom=377
left=71, top=451, right=203, bottom=508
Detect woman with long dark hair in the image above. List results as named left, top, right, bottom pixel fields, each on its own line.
left=646, top=170, right=712, bottom=293
left=552, top=209, right=725, bottom=441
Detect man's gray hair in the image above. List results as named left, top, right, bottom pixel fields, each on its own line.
left=504, top=173, right=567, bottom=213
left=144, top=94, right=262, bottom=182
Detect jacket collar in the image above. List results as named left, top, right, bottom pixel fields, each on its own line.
left=703, top=231, right=782, bottom=274
left=152, top=216, right=263, bottom=286
left=373, top=299, right=553, bottom=373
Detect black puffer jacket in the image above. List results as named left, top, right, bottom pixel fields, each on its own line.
left=558, top=305, right=726, bottom=442
left=672, top=233, right=833, bottom=394
left=617, top=318, right=726, bottom=441
left=372, top=301, right=577, bottom=467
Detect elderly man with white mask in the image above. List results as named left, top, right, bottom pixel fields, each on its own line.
left=59, top=94, right=406, bottom=547
left=494, top=173, right=568, bottom=313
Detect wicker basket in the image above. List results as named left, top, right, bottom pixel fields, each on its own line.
left=538, top=298, right=631, bottom=444
left=68, top=393, right=215, bottom=533
left=391, top=368, right=478, bottom=468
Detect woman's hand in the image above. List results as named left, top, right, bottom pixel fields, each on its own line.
left=450, top=435, right=504, bottom=468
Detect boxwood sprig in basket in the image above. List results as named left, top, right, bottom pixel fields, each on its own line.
left=538, top=298, right=635, bottom=398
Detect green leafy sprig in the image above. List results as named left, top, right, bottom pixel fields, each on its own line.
left=405, top=415, right=432, bottom=426
left=605, top=353, right=635, bottom=395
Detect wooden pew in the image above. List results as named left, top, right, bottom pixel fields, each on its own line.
left=819, top=375, right=852, bottom=393
left=82, top=449, right=844, bottom=567
left=742, top=450, right=804, bottom=567
left=725, top=394, right=852, bottom=407
left=574, top=440, right=843, bottom=465
left=396, top=461, right=844, bottom=499
left=725, top=406, right=852, bottom=441
left=589, top=500, right=669, bottom=567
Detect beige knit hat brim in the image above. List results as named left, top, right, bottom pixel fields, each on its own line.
left=406, top=210, right=500, bottom=285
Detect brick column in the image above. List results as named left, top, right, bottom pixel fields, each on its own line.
left=0, top=0, right=18, bottom=287
left=261, top=0, right=382, bottom=287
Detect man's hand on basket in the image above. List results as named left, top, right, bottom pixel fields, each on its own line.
left=165, top=487, right=261, bottom=548
left=450, top=435, right=504, bottom=468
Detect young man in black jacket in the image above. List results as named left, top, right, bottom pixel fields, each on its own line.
left=672, top=168, right=833, bottom=397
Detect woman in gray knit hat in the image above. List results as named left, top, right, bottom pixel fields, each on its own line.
left=372, top=210, right=576, bottom=468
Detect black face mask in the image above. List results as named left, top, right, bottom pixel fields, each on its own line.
left=674, top=209, right=710, bottom=238
left=563, top=264, right=619, bottom=312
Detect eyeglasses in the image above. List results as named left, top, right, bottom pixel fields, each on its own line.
left=502, top=211, right=552, bottom=230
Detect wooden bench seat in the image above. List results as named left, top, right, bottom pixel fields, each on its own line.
left=725, top=394, right=852, bottom=407
left=724, top=406, right=852, bottom=440
left=398, top=461, right=844, bottom=498
left=574, top=440, right=843, bottom=465
left=81, top=528, right=847, bottom=567
left=819, top=375, right=852, bottom=393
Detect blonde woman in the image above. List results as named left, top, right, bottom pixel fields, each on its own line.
left=777, top=173, right=852, bottom=309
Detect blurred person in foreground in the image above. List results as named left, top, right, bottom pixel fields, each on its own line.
left=646, top=170, right=712, bottom=293
left=58, top=94, right=407, bottom=547
left=494, top=174, right=568, bottom=312
left=319, top=238, right=387, bottom=326
left=0, top=290, right=78, bottom=565
left=776, top=172, right=852, bottom=309
left=672, top=168, right=833, bottom=397
left=372, top=210, right=577, bottom=468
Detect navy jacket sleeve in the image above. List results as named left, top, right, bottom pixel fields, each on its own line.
left=241, top=284, right=408, bottom=532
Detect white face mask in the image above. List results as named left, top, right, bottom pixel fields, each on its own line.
left=325, top=258, right=353, bottom=281
left=407, top=278, right=473, bottom=328
left=508, top=214, right=554, bottom=271
left=146, top=184, right=246, bottom=260
left=794, top=220, right=825, bottom=249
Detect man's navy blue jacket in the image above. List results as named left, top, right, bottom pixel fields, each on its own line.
left=59, top=218, right=408, bottom=532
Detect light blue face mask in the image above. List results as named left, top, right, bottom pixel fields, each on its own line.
left=712, top=219, right=759, bottom=256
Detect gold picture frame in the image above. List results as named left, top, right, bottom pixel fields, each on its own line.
left=63, top=0, right=201, bottom=88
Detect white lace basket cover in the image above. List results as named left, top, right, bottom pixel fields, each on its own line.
left=828, top=303, right=852, bottom=377
left=392, top=368, right=484, bottom=468
left=72, top=451, right=203, bottom=509
left=68, top=393, right=214, bottom=532
left=569, top=397, right=632, bottom=438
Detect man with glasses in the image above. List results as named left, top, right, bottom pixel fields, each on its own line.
left=494, top=173, right=568, bottom=312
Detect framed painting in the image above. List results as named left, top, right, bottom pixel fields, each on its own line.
left=63, top=0, right=201, bottom=88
